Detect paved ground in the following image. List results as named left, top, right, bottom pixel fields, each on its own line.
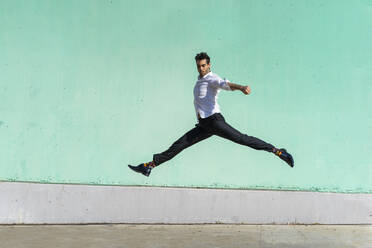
left=0, top=224, right=371, bottom=248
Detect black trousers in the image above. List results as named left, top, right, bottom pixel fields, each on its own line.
left=153, top=113, right=275, bottom=166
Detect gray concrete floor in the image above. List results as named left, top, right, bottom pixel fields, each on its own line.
left=0, top=224, right=371, bottom=248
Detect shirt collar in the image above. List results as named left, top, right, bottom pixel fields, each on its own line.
left=197, top=71, right=212, bottom=80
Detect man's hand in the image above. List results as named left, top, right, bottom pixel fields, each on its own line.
left=241, top=86, right=251, bottom=95
left=227, top=82, right=251, bottom=95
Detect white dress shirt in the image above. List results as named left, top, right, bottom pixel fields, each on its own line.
left=193, top=71, right=232, bottom=120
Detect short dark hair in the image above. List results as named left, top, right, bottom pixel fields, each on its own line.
left=195, top=52, right=210, bottom=64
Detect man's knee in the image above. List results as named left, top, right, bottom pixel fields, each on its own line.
left=221, top=132, right=245, bottom=144
left=171, top=135, right=193, bottom=151
left=236, top=134, right=247, bottom=144
left=235, top=133, right=257, bottom=145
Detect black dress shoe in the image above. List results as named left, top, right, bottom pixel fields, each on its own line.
left=128, top=163, right=152, bottom=177
left=275, top=148, right=294, bottom=168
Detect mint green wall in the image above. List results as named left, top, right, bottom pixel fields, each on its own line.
left=1, top=0, right=371, bottom=193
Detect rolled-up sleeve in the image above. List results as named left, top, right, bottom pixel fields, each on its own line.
left=211, top=76, right=232, bottom=91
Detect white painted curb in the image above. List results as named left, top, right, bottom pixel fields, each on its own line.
left=1, top=182, right=371, bottom=224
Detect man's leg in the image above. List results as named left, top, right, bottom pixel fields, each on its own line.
left=199, top=113, right=294, bottom=167
left=128, top=124, right=213, bottom=176
left=153, top=124, right=213, bottom=166
left=204, top=113, right=275, bottom=152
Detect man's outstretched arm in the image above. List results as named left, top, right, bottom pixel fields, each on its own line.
left=227, top=82, right=251, bottom=95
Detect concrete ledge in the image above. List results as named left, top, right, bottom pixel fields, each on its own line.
left=1, top=182, right=371, bottom=224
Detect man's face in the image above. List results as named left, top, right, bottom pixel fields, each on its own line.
left=196, top=59, right=211, bottom=77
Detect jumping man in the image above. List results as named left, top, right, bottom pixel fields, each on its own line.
left=128, top=52, right=294, bottom=177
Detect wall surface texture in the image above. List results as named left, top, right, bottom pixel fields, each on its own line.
left=1, top=0, right=371, bottom=193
